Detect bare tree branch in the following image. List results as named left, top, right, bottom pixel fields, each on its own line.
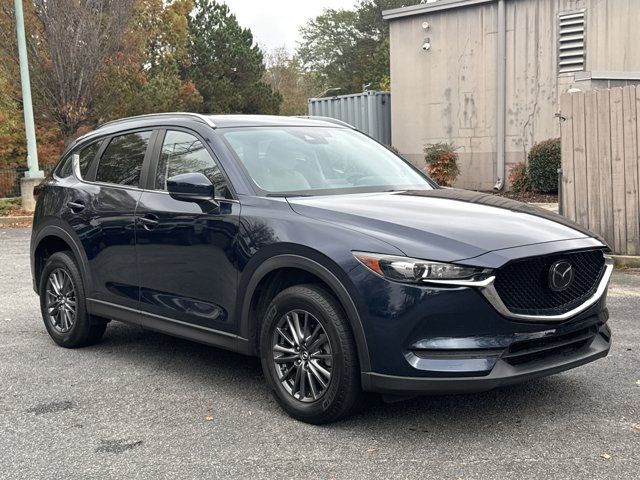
left=32, top=0, right=134, bottom=141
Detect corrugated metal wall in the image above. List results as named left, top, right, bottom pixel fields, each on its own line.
left=307, top=91, right=392, bottom=145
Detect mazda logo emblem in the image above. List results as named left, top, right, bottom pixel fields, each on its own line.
left=549, top=260, right=574, bottom=292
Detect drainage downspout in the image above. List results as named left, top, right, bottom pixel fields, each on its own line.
left=494, top=0, right=506, bottom=191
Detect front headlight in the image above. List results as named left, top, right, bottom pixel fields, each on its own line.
left=353, top=251, right=492, bottom=284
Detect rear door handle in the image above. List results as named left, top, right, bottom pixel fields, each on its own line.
left=67, top=201, right=85, bottom=213
left=138, top=214, right=159, bottom=230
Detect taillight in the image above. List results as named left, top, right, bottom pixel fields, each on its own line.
left=33, top=183, right=44, bottom=200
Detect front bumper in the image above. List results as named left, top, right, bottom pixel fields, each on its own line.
left=361, top=324, right=611, bottom=394
left=346, top=242, right=613, bottom=389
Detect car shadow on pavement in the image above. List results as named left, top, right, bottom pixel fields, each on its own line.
left=94, top=321, right=596, bottom=434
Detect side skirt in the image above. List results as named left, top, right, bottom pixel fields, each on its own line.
left=87, top=299, right=252, bottom=355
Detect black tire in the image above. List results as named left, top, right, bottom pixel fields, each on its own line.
left=39, top=251, right=107, bottom=348
left=259, top=284, right=361, bottom=424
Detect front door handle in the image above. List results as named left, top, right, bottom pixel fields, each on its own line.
left=67, top=201, right=85, bottom=213
left=138, top=214, right=159, bottom=230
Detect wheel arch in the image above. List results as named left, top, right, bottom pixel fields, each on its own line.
left=32, top=225, right=91, bottom=296
left=239, top=254, right=371, bottom=372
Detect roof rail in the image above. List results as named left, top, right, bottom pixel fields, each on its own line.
left=97, top=112, right=216, bottom=129
left=292, top=116, right=356, bottom=129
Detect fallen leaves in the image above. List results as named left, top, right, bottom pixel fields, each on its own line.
left=601, top=453, right=612, bottom=460
left=204, top=416, right=214, bottom=421
left=631, top=423, right=640, bottom=431
left=0, top=219, right=32, bottom=229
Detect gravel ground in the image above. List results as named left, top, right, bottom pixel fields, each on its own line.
left=0, top=227, right=638, bottom=479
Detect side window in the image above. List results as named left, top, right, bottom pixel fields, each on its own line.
left=55, top=153, right=74, bottom=178
left=95, top=131, right=151, bottom=186
left=55, top=140, right=102, bottom=179
left=78, top=141, right=102, bottom=178
left=156, top=130, right=230, bottom=198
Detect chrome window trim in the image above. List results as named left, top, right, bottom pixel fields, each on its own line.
left=70, top=128, right=238, bottom=202
left=138, top=188, right=240, bottom=204
left=73, top=177, right=143, bottom=193
left=71, top=153, right=82, bottom=180
left=68, top=177, right=240, bottom=204
left=423, top=256, right=613, bottom=322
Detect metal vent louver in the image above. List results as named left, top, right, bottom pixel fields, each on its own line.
left=558, top=10, right=585, bottom=73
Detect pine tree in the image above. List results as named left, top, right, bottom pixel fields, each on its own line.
left=187, top=0, right=281, bottom=114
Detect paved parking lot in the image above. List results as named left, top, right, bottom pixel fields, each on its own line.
left=0, top=227, right=638, bottom=479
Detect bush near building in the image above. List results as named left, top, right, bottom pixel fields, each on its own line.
left=509, top=162, right=529, bottom=193
left=424, top=142, right=460, bottom=187
left=528, top=138, right=561, bottom=193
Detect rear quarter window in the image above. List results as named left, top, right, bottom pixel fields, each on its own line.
left=54, top=140, right=103, bottom=179
left=77, top=141, right=102, bottom=178
left=54, top=153, right=73, bottom=178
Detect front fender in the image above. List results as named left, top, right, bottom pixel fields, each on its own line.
left=238, top=251, right=372, bottom=372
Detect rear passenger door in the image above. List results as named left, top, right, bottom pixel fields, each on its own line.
left=135, top=128, right=241, bottom=332
left=81, top=130, right=156, bottom=309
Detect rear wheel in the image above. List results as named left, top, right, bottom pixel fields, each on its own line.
left=260, top=284, right=361, bottom=424
left=39, top=251, right=106, bottom=348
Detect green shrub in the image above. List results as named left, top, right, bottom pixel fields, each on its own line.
left=424, top=142, right=460, bottom=187
left=0, top=197, right=20, bottom=216
left=508, top=162, right=529, bottom=193
left=528, top=138, right=561, bottom=193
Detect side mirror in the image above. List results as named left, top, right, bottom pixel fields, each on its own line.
left=167, top=173, right=214, bottom=202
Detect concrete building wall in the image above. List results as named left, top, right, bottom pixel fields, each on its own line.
left=389, top=2, right=500, bottom=189
left=586, top=0, right=640, bottom=72
left=388, top=0, right=640, bottom=190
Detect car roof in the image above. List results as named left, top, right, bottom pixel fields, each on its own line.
left=205, top=114, right=353, bottom=129
left=71, top=113, right=354, bottom=149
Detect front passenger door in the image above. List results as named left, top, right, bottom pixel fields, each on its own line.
left=135, top=129, right=241, bottom=333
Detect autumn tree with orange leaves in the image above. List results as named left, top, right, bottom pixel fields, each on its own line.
left=0, top=0, right=281, bottom=168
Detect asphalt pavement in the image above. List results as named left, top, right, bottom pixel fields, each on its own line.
left=0, top=227, right=638, bottom=479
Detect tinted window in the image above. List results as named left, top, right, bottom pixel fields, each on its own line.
left=156, top=130, right=230, bottom=198
left=55, top=140, right=102, bottom=179
left=55, top=153, right=73, bottom=178
left=96, top=131, right=151, bottom=186
left=78, top=141, right=102, bottom=178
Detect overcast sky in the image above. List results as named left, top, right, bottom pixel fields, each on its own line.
left=222, top=0, right=358, bottom=54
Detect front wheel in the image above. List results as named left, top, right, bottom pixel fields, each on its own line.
left=260, top=284, right=361, bottom=424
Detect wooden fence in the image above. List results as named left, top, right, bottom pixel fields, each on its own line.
left=560, top=86, right=640, bottom=255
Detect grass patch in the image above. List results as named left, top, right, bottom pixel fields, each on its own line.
left=0, top=197, right=21, bottom=216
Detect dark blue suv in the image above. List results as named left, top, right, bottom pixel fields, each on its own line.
left=30, top=113, right=613, bottom=424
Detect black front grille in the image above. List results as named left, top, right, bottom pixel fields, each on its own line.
left=502, top=326, right=599, bottom=366
left=494, top=249, right=606, bottom=316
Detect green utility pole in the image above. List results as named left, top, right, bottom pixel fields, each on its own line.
left=14, top=0, right=42, bottom=179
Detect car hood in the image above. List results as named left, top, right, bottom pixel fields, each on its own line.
left=287, top=189, right=601, bottom=263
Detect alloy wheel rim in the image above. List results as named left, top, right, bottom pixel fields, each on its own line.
left=271, top=309, right=333, bottom=403
left=45, top=268, right=77, bottom=334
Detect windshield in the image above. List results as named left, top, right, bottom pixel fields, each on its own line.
left=220, top=126, right=433, bottom=195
